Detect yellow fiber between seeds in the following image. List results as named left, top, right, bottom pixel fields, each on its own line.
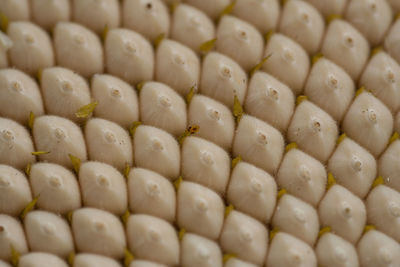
left=296, top=95, right=308, bottom=106
left=231, top=156, right=242, bottom=169
left=326, top=14, right=342, bottom=24
left=224, top=204, right=234, bottom=218
left=124, top=248, right=135, bottom=267
left=371, top=176, right=384, bottom=189
left=219, top=1, right=236, bottom=18
left=67, top=252, right=75, bottom=267
left=75, top=101, right=98, bottom=118
left=178, top=228, right=186, bottom=240
left=25, top=163, right=31, bottom=176
left=66, top=211, right=73, bottom=225
left=19, top=195, right=39, bottom=220
left=355, top=87, right=365, bottom=96
left=154, top=33, right=165, bottom=49
left=68, top=154, right=81, bottom=174
left=124, top=163, right=130, bottom=179
left=0, top=13, right=8, bottom=32
left=129, top=121, right=142, bottom=137
left=311, top=53, right=324, bottom=65
left=102, top=24, right=109, bottom=42
left=277, top=188, right=287, bottom=199
left=174, top=176, right=183, bottom=191
left=327, top=173, right=336, bottom=190
left=250, top=54, right=272, bottom=77
left=28, top=111, right=35, bottom=130
left=285, top=142, right=298, bottom=152
left=10, top=245, right=20, bottom=267
left=199, top=38, right=217, bottom=54
left=389, top=132, right=399, bottom=145
left=223, top=253, right=237, bottom=263
left=318, top=226, right=331, bottom=238
left=337, top=133, right=347, bottom=145
left=233, top=95, right=243, bottom=124
left=121, top=210, right=130, bottom=226
left=31, top=151, right=50, bottom=155
left=186, top=86, right=196, bottom=104
left=363, top=225, right=376, bottom=233
left=264, top=30, right=274, bottom=43
left=269, top=227, right=279, bottom=241
left=371, top=46, right=383, bottom=57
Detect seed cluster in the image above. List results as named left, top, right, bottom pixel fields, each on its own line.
left=0, top=0, right=400, bottom=267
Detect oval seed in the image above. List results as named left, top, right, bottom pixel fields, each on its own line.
left=227, top=162, right=277, bottom=223
left=262, top=33, right=310, bottom=95
left=345, top=0, right=393, bottom=46
left=24, top=210, right=74, bottom=258
left=318, top=185, right=366, bottom=243
left=342, top=92, right=393, bottom=157
left=0, top=69, right=44, bottom=125
left=359, top=51, right=400, bottom=113
left=0, top=214, right=28, bottom=261
left=72, top=0, right=120, bottom=34
left=287, top=100, right=338, bottom=163
left=181, top=233, right=222, bottom=267
left=357, top=230, right=400, bottom=267
left=33, top=115, right=87, bottom=168
left=133, top=125, right=180, bottom=180
left=384, top=19, right=400, bottom=65
left=155, top=39, right=200, bottom=96
left=188, top=94, right=235, bottom=150
left=267, top=232, right=317, bottom=267
left=224, top=258, right=257, bottom=267
left=140, top=82, right=187, bottom=137
left=105, top=28, right=154, bottom=85
left=31, top=0, right=70, bottom=30
left=272, top=194, right=319, bottom=245
left=379, top=140, right=400, bottom=192
left=316, top=232, right=359, bottom=267
left=91, top=74, right=139, bottom=129
left=0, top=165, right=32, bottom=216
left=30, top=162, right=81, bottom=214
left=128, top=168, right=175, bottom=222
left=245, top=72, right=295, bottom=132
left=185, top=0, right=230, bottom=20
left=0, top=31, right=12, bottom=68
left=85, top=118, right=132, bottom=171
left=74, top=253, right=122, bottom=267
left=72, top=208, right=126, bottom=258
left=279, top=0, right=325, bottom=54
left=199, top=52, right=247, bottom=109
left=19, top=252, right=68, bottom=267
left=126, top=214, right=179, bottom=266
left=0, top=0, right=30, bottom=21
left=79, top=161, right=127, bottom=215
left=216, top=15, right=264, bottom=72
left=0, top=118, right=35, bottom=169
left=219, top=210, right=268, bottom=266
left=7, top=21, right=54, bottom=75
left=233, top=115, right=284, bottom=174
left=171, top=4, right=215, bottom=54
left=321, top=19, right=370, bottom=80
left=304, top=58, right=355, bottom=122
left=177, top=181, right=224, bottom=240
left=232, top=0, right=280, bottom=35
left=122, top=0, right=170, bottom=43
left=366, top=185, right=400, bottom=242
left=328, top=138, right=377, bottom=198
left=277, top=148, right=327, bottom=206
left=54, top=22, right=103, bottom=78
left=40, top=67, right=91, bottom=121
left=181, top=136, right=230, bottom=194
